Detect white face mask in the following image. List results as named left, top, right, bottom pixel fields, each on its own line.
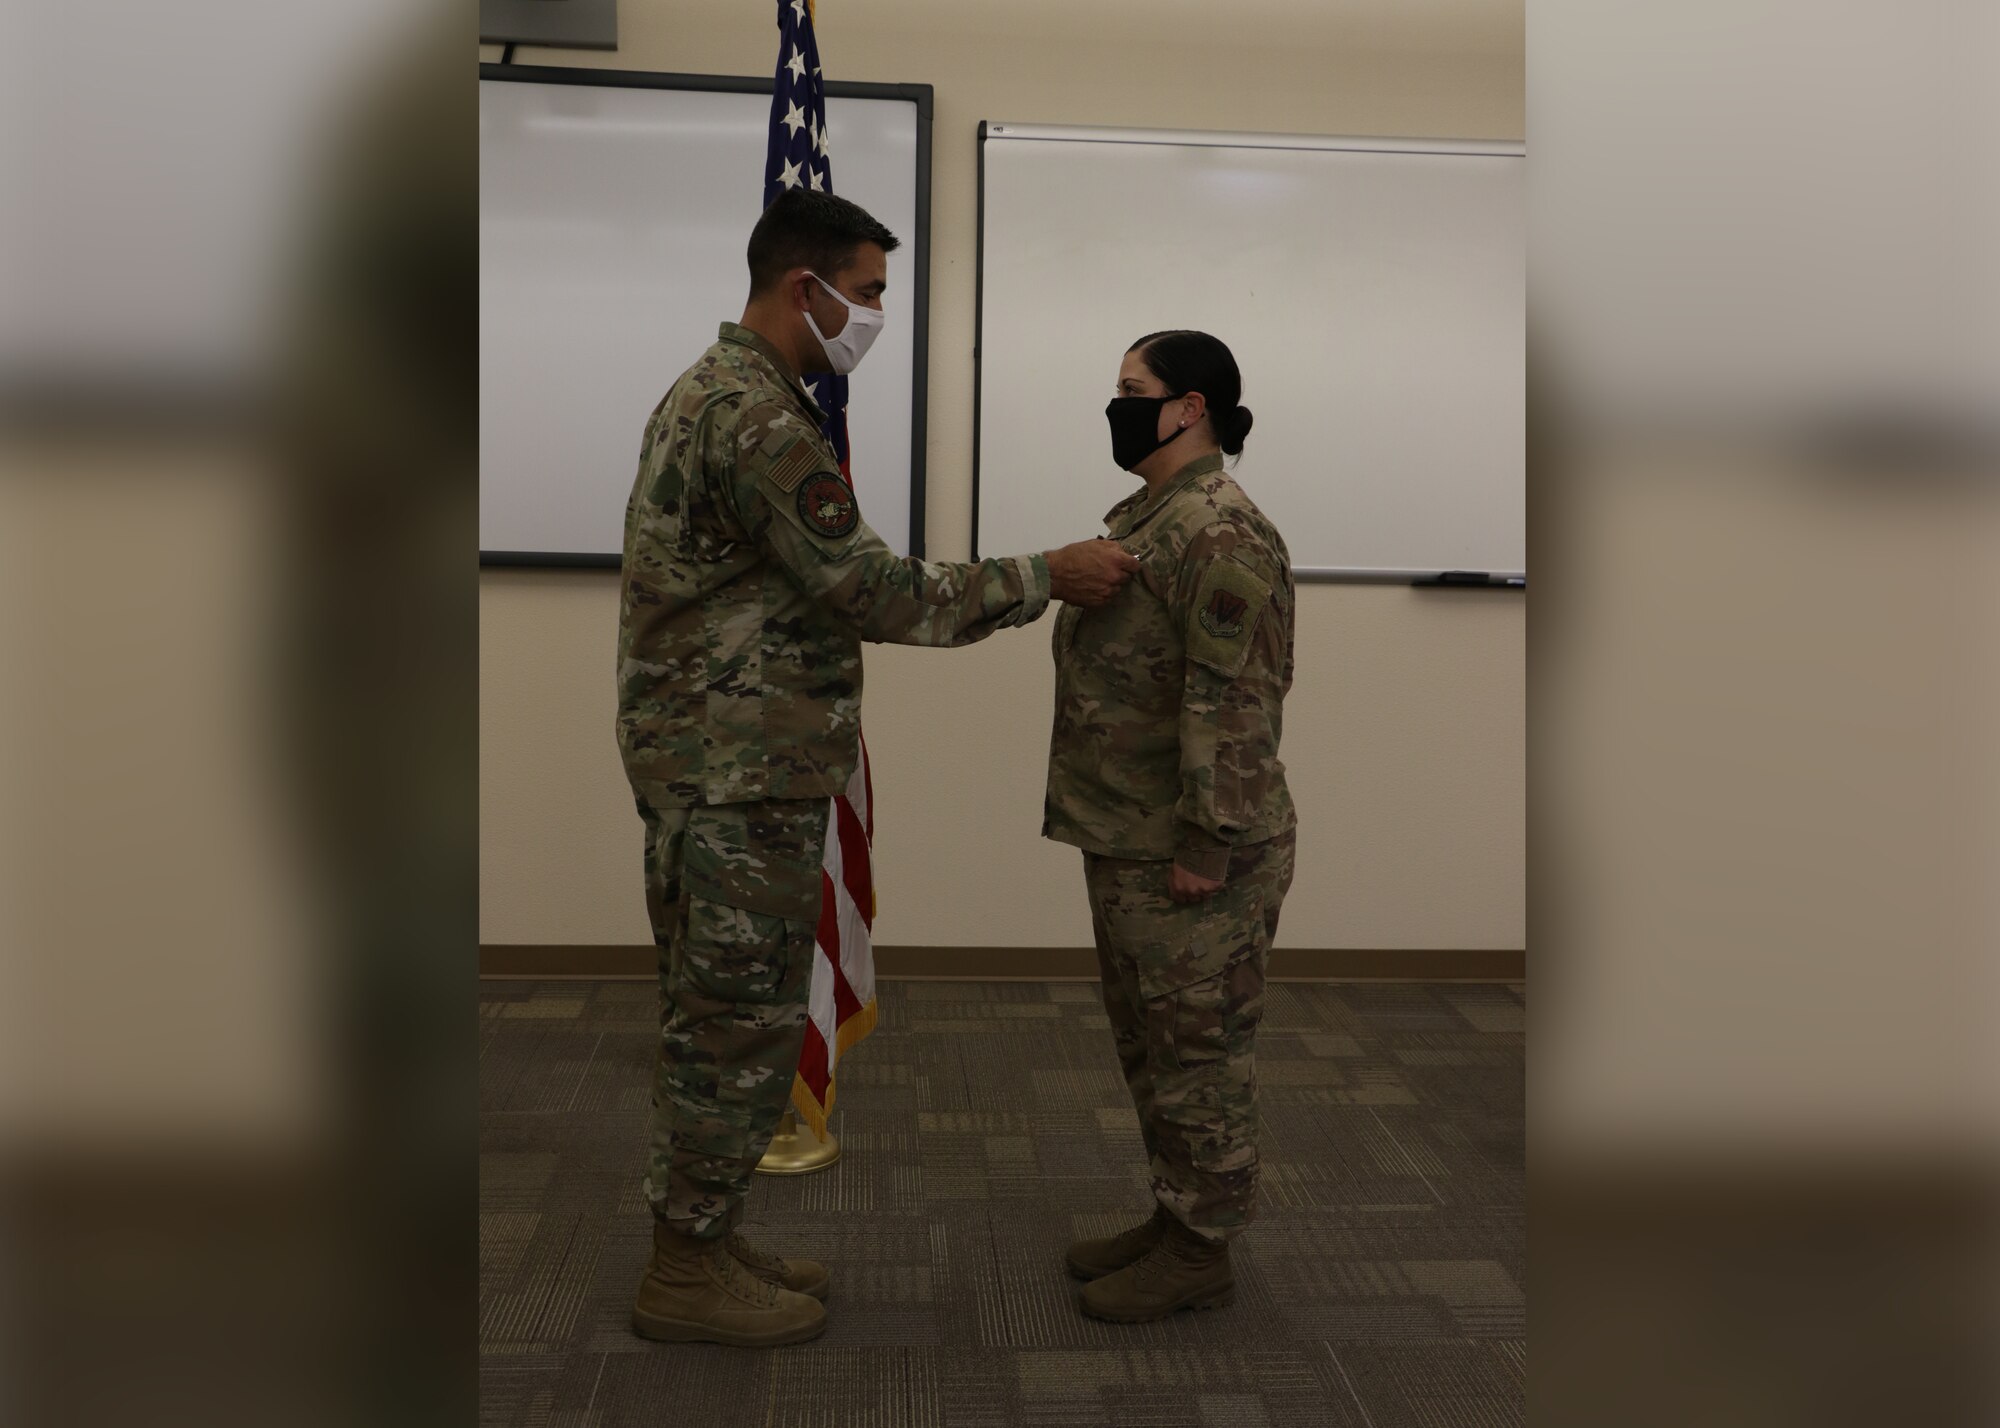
left=802, top=271, right=884, bottom=375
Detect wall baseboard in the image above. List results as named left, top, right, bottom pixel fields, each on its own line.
left=479, top=944, right=1524, bottom=982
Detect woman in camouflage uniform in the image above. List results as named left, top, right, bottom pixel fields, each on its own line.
left=1042, top=330, right=1297, bottom=1322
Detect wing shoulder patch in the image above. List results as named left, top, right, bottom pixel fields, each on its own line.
left=1186, top=557, right=1272, bottom=676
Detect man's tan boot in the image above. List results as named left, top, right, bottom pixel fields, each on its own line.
left=1065, top=1206, right=1171, bottom=1281
left=1078, top=1221, right=1234, bottom=1322
left=632, top=1223, right=828, bottom=1347
left=728, top=1230, right=831, bottom=1301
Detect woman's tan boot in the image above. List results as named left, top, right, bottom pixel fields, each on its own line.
left=1064, top=1206, right=1171, bottom=1281
left=1078, top=1221, right=1234, bottom=1322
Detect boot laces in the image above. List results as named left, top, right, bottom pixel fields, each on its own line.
left=1134, top=1228, right=1216, bottom=1287
left=1130, top=1239, right=1177, bottom=1288
left=726, top=1231, right=786, bottom=1278
left=712, top=1239, right=782, bottom=1307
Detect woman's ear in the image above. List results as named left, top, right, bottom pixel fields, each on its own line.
left=1179, top=391, right=1207, bottom=428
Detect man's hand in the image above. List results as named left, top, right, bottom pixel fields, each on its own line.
left=1045, top=537, right=1141, bottom=607
left=1168, top=862, right=1225, bottom=903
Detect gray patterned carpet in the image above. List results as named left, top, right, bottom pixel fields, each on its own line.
left=480, top=978, right=1524, bottom=1427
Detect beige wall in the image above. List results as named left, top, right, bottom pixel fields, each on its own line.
left=480, top=0, right=1525, bottom=953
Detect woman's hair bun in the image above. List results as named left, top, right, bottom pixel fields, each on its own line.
left=1125, top=331, right=1250, bottom=455
left=1219, top=405, right=1254, bottom=456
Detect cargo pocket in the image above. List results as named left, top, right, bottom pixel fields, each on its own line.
left=678, top=805, right=827, bottom=1006
left=683, top=823, right=823, bottom=921
left=1138, top=895, right=1265, bottom=1077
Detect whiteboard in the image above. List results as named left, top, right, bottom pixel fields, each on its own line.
left=976, top=125, right=1524, bottom=578
left=480, top=69, right=930, bottom=562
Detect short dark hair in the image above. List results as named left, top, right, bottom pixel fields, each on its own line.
left=1128, top=329, right=1255, bottom=456
left=746, top=190, right=899, bottom=294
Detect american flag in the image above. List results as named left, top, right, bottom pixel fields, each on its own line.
left=764, top=0, right=878, bottom=1139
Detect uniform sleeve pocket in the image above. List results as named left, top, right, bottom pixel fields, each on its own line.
left=767, top=463, right=867, bottom=561
left=1184, top=557, right=1271, bottom=678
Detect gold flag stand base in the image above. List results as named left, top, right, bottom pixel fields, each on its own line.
left=754, top=1109, right=840, bottom=1175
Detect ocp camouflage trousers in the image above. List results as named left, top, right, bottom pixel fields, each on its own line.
left=1084, top=832, right=1295, bottom=1243
left=637, top=796, right=830, bottom=1240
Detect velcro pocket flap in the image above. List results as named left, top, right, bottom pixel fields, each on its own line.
left=1136, top=901, right=1260, bottom=1003
left=684, top=827, right=824, bottom=922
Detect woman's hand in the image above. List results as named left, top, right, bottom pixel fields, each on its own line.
left=1168, top=862, right=1224, bottom=903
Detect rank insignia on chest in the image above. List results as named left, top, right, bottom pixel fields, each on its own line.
left=799, top=473, right=859, bottom=539
left=1200, top=587, right=1250, bottom=638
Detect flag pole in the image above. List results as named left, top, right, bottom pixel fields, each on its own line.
left=755, top=1109, right=841, bottom=1175
left=755, top=0, right=870, bottom=1181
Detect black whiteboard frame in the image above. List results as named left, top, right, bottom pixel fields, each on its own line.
left=478, top=64, right=934, bottom=566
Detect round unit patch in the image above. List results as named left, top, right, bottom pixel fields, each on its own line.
left=798, top=473, right=859, bottom=539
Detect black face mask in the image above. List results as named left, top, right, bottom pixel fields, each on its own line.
left=1105, top=394, right=1192, bottom=472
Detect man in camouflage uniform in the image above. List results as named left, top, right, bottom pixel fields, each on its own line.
left=619, top=190, right=1138, bottom=1348
left=1044, top=332, right=1295, bottom=1322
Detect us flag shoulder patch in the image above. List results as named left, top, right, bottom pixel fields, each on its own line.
left=764, top=439, right=819, bottom=494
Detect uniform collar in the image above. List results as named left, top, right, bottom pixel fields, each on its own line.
left=717, top=321, right=827, bottom=424
left=1103, top=453, right=1225, bottom=538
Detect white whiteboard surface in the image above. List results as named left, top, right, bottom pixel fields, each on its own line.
left=481, top=74, right=926, bottom=560
left=976, top=125, right=1524, bottom=577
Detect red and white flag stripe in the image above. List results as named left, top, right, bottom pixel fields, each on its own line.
left=792, top=733, right=877, bottom=1138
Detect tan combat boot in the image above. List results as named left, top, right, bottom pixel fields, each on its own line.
left=727, top=1230, right=831, bottom=1301
left=1078, top=1220, right=1234, bottom=1322
left=632, top=1223, right=828, bottom=1347
left=1065, top=1206, right=1171, bottom=1281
